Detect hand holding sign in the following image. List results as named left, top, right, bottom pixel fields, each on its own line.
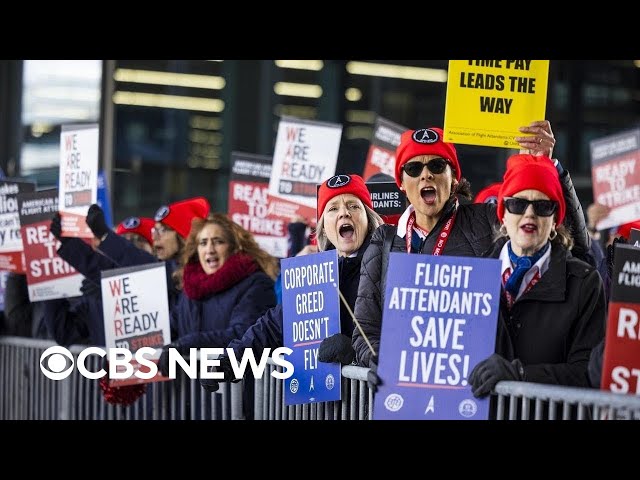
left=200, top=355, right=242, bottom=393
left=469, top=353, right=524, bottom=398
left=86, top=204, right=109, bottom=239
left=367, top=358, right=382, bottom=393
left=49, top=213, right=68, bottom=244
left=515, top=120, right=556, bottom=158
left=318, top=333, right=355, bottom=365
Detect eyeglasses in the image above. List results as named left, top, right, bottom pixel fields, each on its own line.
left=151, top=225, right=173, bottom=238
left=503, top=197, right=558, bottom=217
left=402, top=158, right=449, bottom=177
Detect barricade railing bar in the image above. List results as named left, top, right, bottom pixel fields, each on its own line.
left=0, top=336, right=243, bottom=420
left=494, top=381, right=640, bottom=420
left=254, top=359, right=373, bottom=420
left=4, top=336, right=640, bottom=420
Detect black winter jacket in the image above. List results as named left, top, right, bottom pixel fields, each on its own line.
left=491, top=239, right=606, bottom=387
left=352, top=168, right=591, bottom=368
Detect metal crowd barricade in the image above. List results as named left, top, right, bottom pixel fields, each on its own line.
left=0, top=336, right=244, bottom=420
left=494, top=381, right=640, bottom=420
left=254, top=358, right=374, bottom=420
left=256, top=358, right=640, bottom=420
left=6, top=335, right=640, bottom=420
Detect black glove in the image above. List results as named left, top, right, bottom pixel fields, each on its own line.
left=469, top=353, right=524, bottom=398
left=367, top=357, right=382, bottom=393
left=318, top=334, right=355, bottom=365
left=158, top=344, right=180, bottom=378
left=200, top=355, right=241, bottom=393
left=588, top=340, right=605, bottom=389
left=80, top=278, right=100, bottom=297
left=606, top=236, right=627, bottom=277
left=86, top=204, right=109, bottom=239
left=50, top=213, right=68, bottom=244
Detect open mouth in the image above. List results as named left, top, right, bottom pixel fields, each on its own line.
left=520, top=223, right=538, bottom=233
left=205, top=257, right=219, bottom=269
left=339, top=224, right=355, bottom=240
left=420, top=187, right=436, bottom=204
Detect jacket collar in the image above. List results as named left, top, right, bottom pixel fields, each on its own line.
left=492, top=237, right=568, bottom=303
left=396, top=198, right=457, bottom=239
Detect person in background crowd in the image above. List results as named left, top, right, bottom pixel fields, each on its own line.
left=45, top=213, right=156, bottom=346
left=353, top=120, right=592, bottom=390
left=94, top=197, right=210, bottom=266
left=287, top=215, right=314, bottom=258
left=115, top=216, right=155, bottom=254
left=473, top=182, right=502, bottom=205
left=365, top=172, right=404, bottom=225
left=469, top=154, right=605, bottom=398
left=587, top=220, right=639, bottom=388
left=272, top=215, right=318, bottom=303
left=86, top=198, right=210, bottom=309
left=615, top=219, right=640, bottom=242
left=45, top=213, right=159, bottom=407
left=158, top=213, right=279, bottom=376
left=50, top=213, right=155, bottom=285
left=2, top=272, right=56, bottom=339
left=586, top=203, right=610, bottom=244
left=200, top=174, right=384, bottom=393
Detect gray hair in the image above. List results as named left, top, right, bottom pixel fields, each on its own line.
left=316, top=205, right=384, bottom=252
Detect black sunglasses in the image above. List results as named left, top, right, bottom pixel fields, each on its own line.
left=403, top=158, right=449, bottom=177
left=503, top=197, right=558, bottom=217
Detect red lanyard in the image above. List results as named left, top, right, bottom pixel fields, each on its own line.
left=405, top=209, right=457, bottom=255
left=502, top=268, right=540, bottom=309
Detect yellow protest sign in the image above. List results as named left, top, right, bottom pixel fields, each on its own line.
left=443, top=60, right=549, bottom=148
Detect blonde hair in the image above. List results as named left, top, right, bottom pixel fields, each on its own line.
left=174, top=213, right=279, bottom=289
left=315, top=204, right=384, bottom=252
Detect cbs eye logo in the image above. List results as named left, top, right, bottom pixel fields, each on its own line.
left=40, top=346, right=75, bottom=380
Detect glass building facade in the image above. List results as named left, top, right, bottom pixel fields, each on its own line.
left=1, top=60, right=638, bottom=223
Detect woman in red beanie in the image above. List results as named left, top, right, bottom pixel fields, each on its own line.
left=468, top=153, right=606, bottom=400
left=353, top=120, right=593, bottom=380
left=200, top=174, right=384, bottom=396
left=473, top=182, right=502, bottom=205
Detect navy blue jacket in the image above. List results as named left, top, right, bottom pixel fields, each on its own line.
left=228, top=238, right=371, bottom=356
left=99, top=231, right=157, bottom=266
left=57, top=238, right=116, bottom=283
left=39, top=238, right=110, bottom=346
left=53, top=236, right=174, bottom=346
left=42, top=293, right=100, bottom=346
left=171, top=271, right=276, bottom=350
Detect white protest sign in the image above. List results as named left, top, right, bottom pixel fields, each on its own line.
left=101, top=262, right=171, bottom=386
left=268, top=117, right=342, bottom=218
left=59, top=124, right=99, bottom=238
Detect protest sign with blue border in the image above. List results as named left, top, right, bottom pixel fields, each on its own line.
left=97, top=170, right=113, bottom=229
left=374, top=252, right=501, bottom=420
left=282, top=250, right=341, bottom=405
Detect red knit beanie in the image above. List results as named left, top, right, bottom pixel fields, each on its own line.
left=474, top=182, right=502, bottom=204
left=317, top=174, right=373, bottom=217
left=154, top=197, right=211, bottom=239
left=394, top=127, right=460, bottom=188
left=497, top=154, right=565, bottom=225
left=617, top=220, right=640, bottom=240
left=116, top=216, right=155, bottom=246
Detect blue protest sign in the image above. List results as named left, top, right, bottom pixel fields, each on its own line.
left=282, top=250, right=341, bottom=405
left=373, top=252, right=502, bottom=420
left=97, top=170, right=113, bottom=229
